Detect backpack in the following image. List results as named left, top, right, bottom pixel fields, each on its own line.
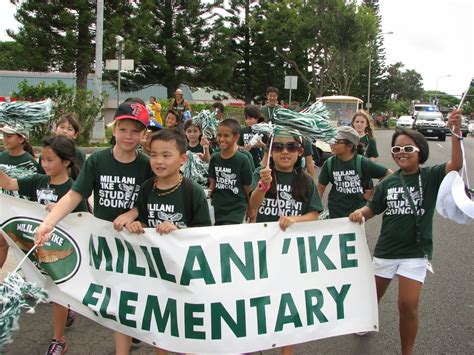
left=326, top=154, right=373, bottom=190
left=138, top=177, right=195, bottom=226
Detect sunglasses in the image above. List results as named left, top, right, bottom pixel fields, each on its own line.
left=391, top=145, right=420, bottom=154
left=271, top=141, right=302, bottom=153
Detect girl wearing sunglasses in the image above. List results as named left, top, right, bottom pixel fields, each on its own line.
left=318, top=126, right=391, bottom=219
left=249, top=132, right=323, bottom=354
left=349, top=110, right=463, bottom=354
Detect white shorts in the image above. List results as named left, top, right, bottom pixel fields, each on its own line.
left=372, top=257, right=434, bottom=284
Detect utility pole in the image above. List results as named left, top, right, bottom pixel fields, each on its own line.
left=91, top=0, right=105, bottom=142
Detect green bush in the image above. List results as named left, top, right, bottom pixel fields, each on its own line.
left=12, top=80, right=107, bottom=145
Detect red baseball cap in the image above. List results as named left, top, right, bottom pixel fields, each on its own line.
left=114, top=102, right=149, bottom=127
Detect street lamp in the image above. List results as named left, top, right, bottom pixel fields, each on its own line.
left=367, top=31, right=394, bottom=113
left=116, top=35, right=124, bottom=107
left=435, top=74, right=451, bottom=105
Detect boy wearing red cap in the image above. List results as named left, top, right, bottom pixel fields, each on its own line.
left=34, top=101, right=153, bottom=354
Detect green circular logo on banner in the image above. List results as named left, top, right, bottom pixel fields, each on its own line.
left=1, top=217, right=81, bottom=284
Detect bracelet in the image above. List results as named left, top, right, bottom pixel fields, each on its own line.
left=258, top=180, right=271, bottom=192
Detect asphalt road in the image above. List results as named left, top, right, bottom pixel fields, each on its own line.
left=3, top=130, right=474, bottom=354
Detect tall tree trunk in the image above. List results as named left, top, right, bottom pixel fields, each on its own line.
left=76, top=5, right=91, bottom=91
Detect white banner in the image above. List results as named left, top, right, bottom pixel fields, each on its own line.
left=0, top=194, right=378, bottom=353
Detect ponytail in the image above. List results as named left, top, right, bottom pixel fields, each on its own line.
left=23, top=140, right=35, bottom=157
left=291, top=158, right=311, bottom=202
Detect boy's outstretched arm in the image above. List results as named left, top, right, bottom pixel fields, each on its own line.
left=0, top=171, right=19, bottom=191
left=208, top=178, right=216, bottom=199
left=34, top=190, right=84, bottom=246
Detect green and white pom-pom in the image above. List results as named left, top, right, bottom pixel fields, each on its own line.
left=273, top=101, right=336, bottom=144
left=192, top=110, right=219, bottom=139
left=181, top=151, right=209, bottom=187
left=0, top=99, right=53, bottom=128
left=0, top=247, right=49, bottom=351
left=0, top=165, right=37, bottom=179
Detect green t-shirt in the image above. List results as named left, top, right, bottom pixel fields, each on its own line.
left=318, top=154, right=388, bottom=218
left=262, top=104, right=281, bottom=123
left=188, top=144, right=213, bottom=155
left=208, top=150, right=253, bottom=224
left=17, top=173, right=88, bottom=213
left=137, top=178, right=211, bottom=228
left=213, top=147, right=256, bottom=172
left=0, top=151, right=40, bottom=199
left=251, top=168, right=323, bottom=223
left=72, top=147, right=153, bottom=221
left=38, top=147, right=86, bottom=180
left=360, top=135, right=379, bottom=159
left=238, top=126, right=264, bottom=168
left=368, top=165, right=446, bottom=259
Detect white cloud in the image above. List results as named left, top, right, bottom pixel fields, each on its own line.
left=380, top=0, right=473, bottom=97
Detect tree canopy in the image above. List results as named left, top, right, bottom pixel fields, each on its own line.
left=2, top=0, right=432, bottom=113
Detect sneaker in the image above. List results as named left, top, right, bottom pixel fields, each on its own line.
left=355, top=331, right=369, bottom=336
left=46, top=337, right=67, bottom=355
left=65, top=309, right=76, bottom=328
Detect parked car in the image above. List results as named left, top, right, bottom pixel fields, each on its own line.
left=396, top=115, right=414, bottom=129
left=414, top=111, right=447, bottom=141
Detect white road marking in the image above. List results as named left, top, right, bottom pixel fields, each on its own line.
left=437, top=143, right=444, bottom=148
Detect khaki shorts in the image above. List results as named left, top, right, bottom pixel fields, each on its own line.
left=373, top=257, right=434, bottom=283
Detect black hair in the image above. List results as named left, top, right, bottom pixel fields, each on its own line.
left=150, top=96, right=156, bottom=101
left=124, top=97, right=146, bottom=106
left=212, top=102, right=225, bottom=113
left=391, top=129, right=429, bottom=164
left=268, top=135, right=310, bottom=202
left=22, top=140, right=35, bottom=157
left=56, top=112, right=81, bottom=134
left=149, top=128, right=188, bottom=154
left=244, top=105, right=263, bottom=122
left=165, top=109, right=182, bottom=122
left=266, top=87, right=280, bottom=96
left=42, top=135, right=79, bottom=178
left=219, top=118, right=241, bottom=135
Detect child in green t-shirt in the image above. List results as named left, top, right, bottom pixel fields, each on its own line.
left=349, top=110, right=464, bottom=354
left=351, top=110, right=379, bottom=161
left=0, top=123, right=39, bottom=267
left=126, top=129, right=211, bottom=234
left=183, top=119, right=211, bottom=162
left=318, top=126, right=392, bottom=218
left=38, top=112, right=85, bottom=181
left=249, top=131, right=323, bottom=355
left=34, top=101, right=153, bottom=354
left=238, top=105, right=265, bottom=168
left=208, top=119, right=253, bottom=225
left=0, top=135, right=88, bottom=355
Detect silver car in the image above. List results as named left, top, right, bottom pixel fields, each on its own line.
left=396, top=115, right=414, bottom=129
